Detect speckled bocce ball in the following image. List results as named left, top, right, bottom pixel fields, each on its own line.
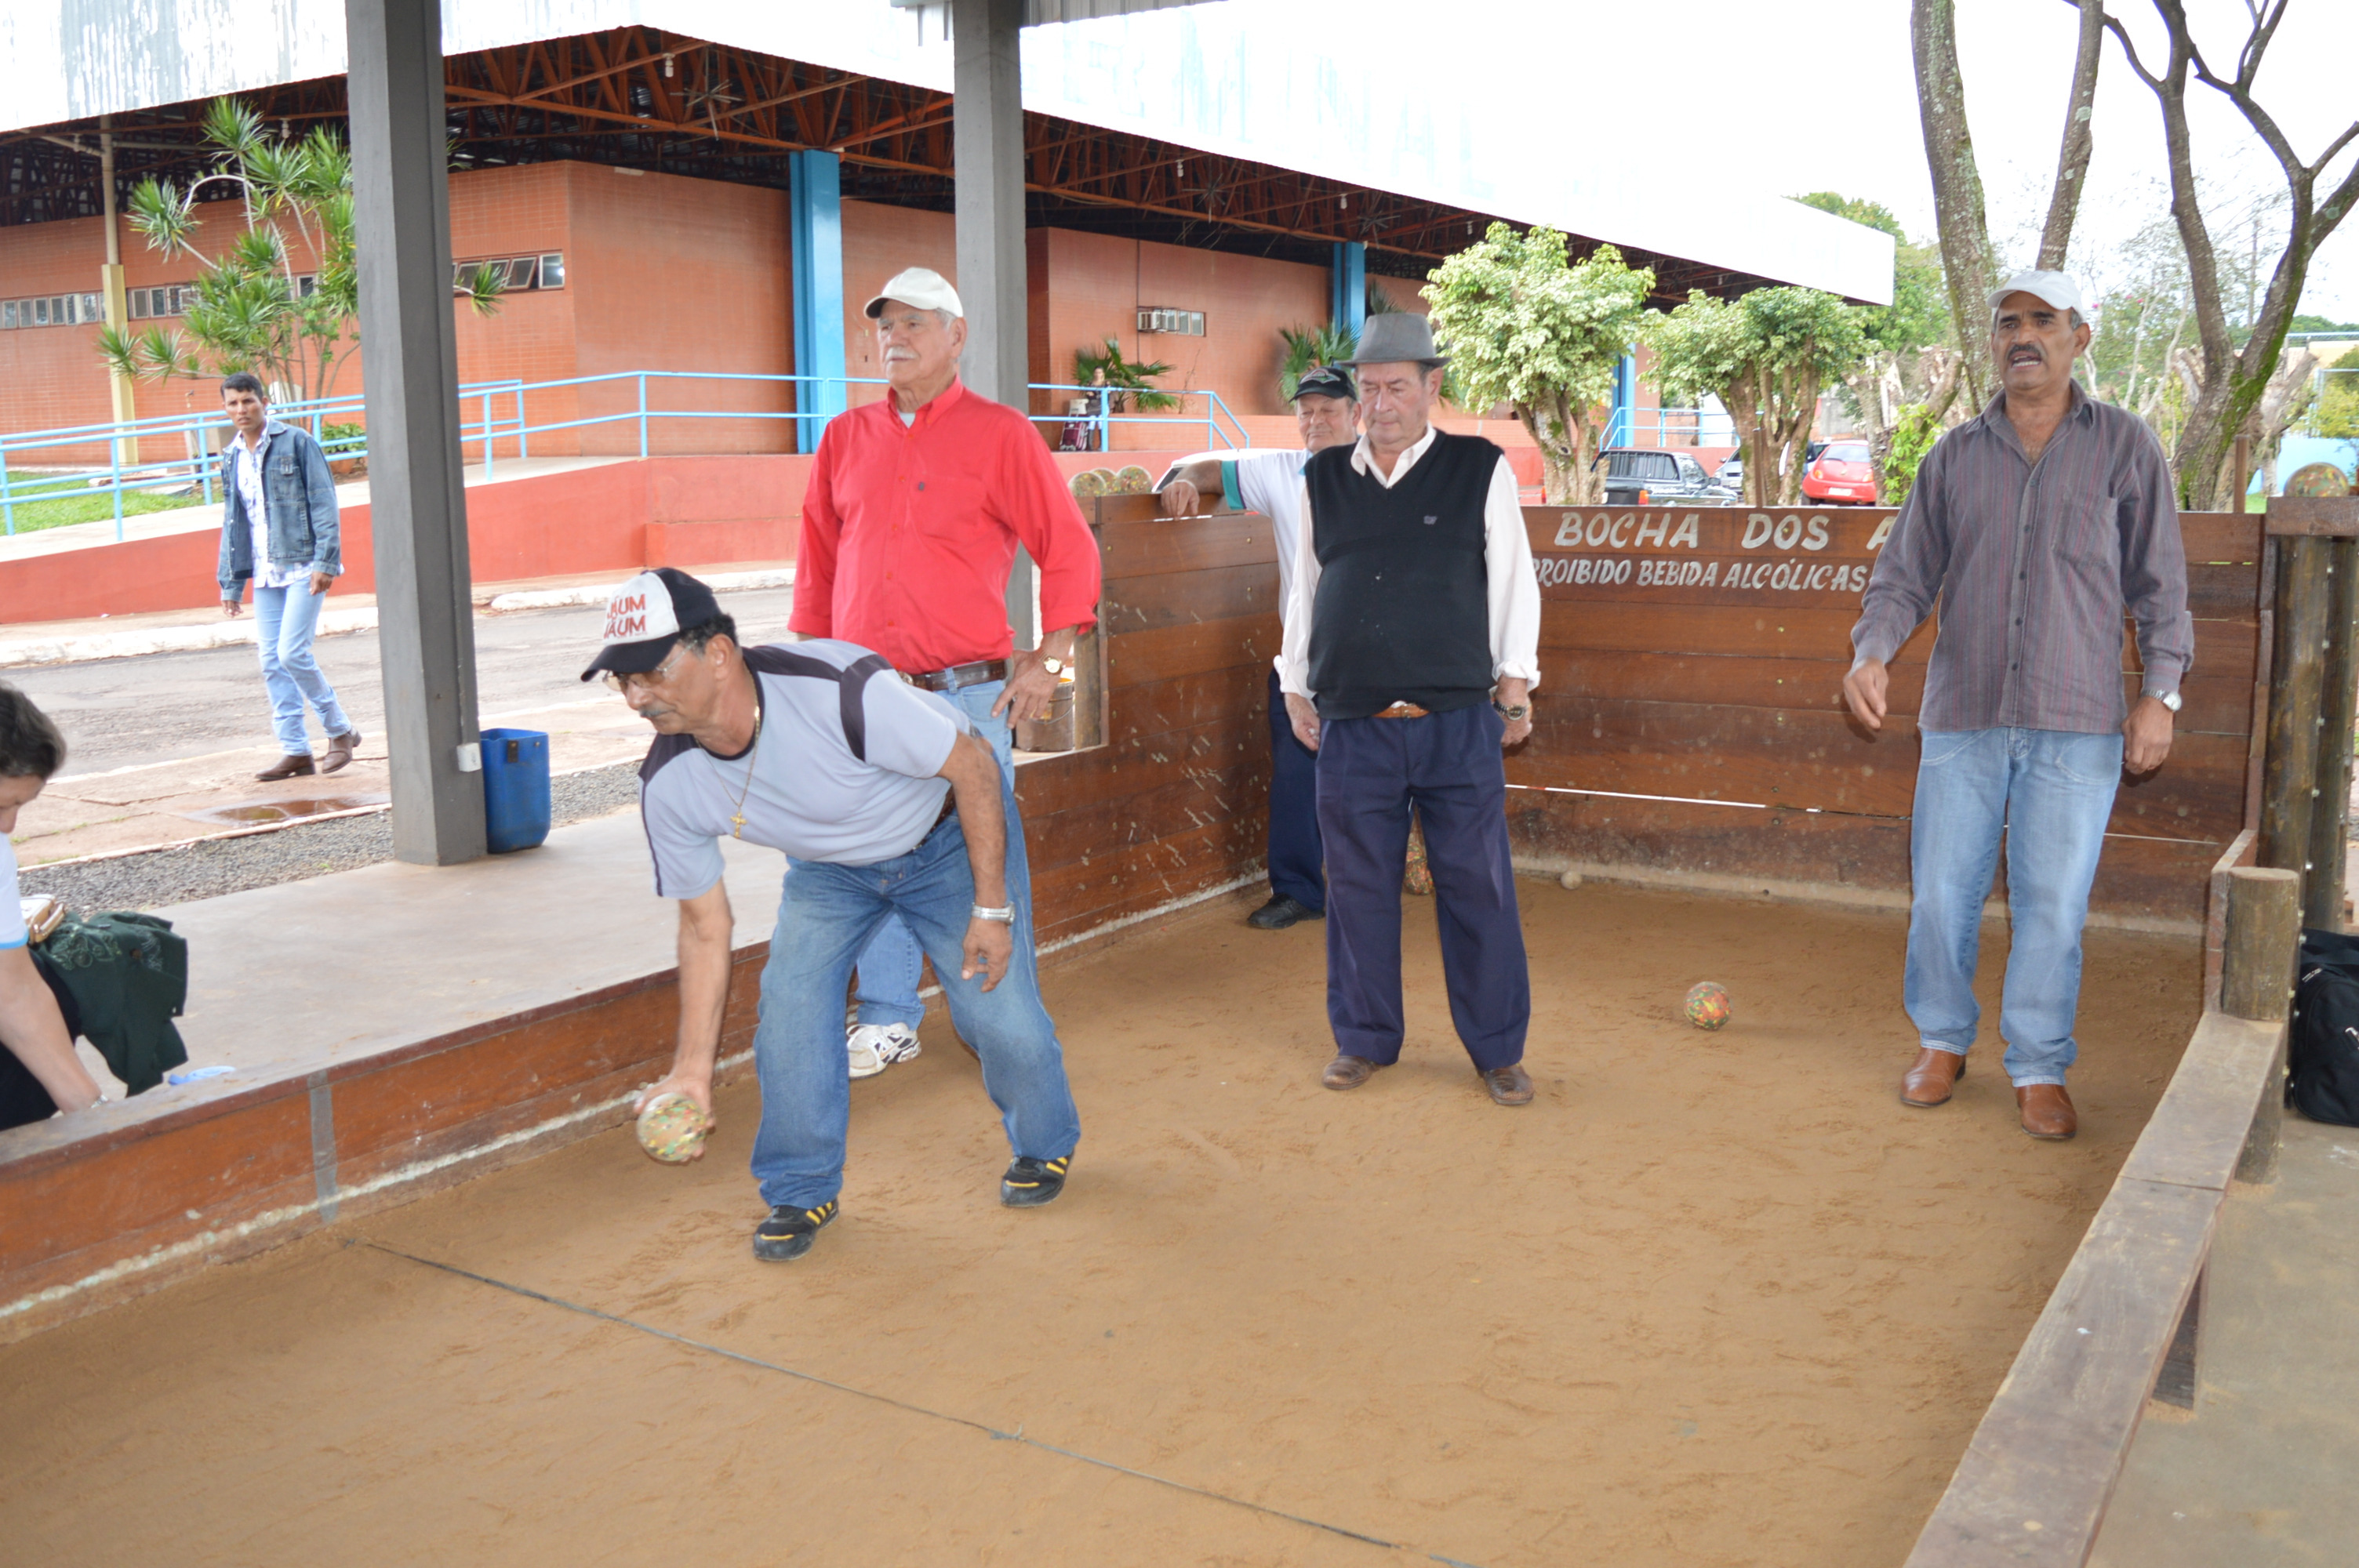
left=635, top=1092, right=712, bottom=1164
left=1684, top=982, right=1733, bottom=1031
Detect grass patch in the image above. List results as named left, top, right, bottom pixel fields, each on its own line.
left=0, top=470, right=209, bottom=535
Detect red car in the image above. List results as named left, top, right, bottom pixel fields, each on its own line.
left=1801, top=440, right=1877, bottom=505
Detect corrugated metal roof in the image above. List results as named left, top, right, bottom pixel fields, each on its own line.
left=2, top=1, right=1893, bottom=303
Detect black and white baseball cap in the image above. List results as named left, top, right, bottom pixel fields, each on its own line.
left=580, top=568, right=724, bottom=681
left=1292, top=365, right=1358, bottom=402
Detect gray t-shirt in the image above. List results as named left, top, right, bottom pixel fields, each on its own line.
left=638, top=641, right=971, bottom=898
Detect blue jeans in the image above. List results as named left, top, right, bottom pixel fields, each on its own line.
left=1905, top=727, right=2123, bottom=1087
left=847, top=681, right=1020, bottom=1029
left=752, top=770, right=1079, bottom=1209
left=251, top=579, right=351, bottom=757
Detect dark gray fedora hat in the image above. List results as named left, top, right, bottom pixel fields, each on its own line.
left=1343, top=313, right=1448, bottom=368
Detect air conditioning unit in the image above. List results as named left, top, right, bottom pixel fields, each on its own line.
left=1136, top=307, right=1205, bottom=336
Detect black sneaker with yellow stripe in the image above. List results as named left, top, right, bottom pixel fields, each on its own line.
left=1000, top=1154, right=1071, bottom=1208
left=752, top=1198, right=838, bottom=1261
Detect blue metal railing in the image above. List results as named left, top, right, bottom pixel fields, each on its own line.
left=1, top=370, right=1255, bottom=539
left=1614, top=405, right=1736, bottom=449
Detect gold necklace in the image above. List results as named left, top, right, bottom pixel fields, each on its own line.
left=725, top=710, right=762, bottom=838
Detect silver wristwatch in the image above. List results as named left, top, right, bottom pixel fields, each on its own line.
left=971, top=904, right=1016, bottom=924
left=2143, top=688, right=2183, bottom=713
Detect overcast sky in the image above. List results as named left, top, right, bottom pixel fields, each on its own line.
left=1204, top=0, right=2357, bottom=320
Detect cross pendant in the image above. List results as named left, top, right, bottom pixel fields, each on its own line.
left=731, top=813, right=746, bottom=838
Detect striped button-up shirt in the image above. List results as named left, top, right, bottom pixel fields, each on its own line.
left=1851, top=385, right=2193, bottom=735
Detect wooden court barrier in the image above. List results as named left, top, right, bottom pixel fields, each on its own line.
left=1511, top=504, right=2263, bottom=928
left=2257, top=496, right=2359, bottom=927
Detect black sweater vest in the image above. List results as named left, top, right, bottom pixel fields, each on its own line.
left=1304, top=432, right=1500, bottom=720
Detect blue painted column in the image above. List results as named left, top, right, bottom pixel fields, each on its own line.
left=789, top=149, right=846, bottom=454
left=1608, top=351, right=1637, bottom=448
left=1331, top=241, right=1366, bottom=344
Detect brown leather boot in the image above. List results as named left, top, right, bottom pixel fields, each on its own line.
left=1321, top=1054, right=1387, bottom=1091
left=320, top=729, right=362, bottom=775
left=1899, top=1047, right=1965, bottom=1108
left=256, top=753, right=316, bottom=781
left=1481, top=1063, right=1534, bottom=1105
left=2016, top=1084, right=2077, bottom=1140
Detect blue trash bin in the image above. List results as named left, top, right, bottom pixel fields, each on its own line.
left=479, top=728, right=551, bottom=853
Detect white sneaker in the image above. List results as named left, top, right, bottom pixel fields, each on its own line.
left=847, top=1022, right=922, bottom=1079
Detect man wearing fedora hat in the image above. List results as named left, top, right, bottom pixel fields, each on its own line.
left=792, top=267, right=1102, bottom=1080
left=1276, top=314, right=1543, bottom=1106
left=1155, top=364, right=1361, bottom=931
left=1844, top=269, right=2191, bottom=1142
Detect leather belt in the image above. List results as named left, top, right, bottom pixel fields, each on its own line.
left=929, top=791, right=958, bottom=831
left=1372, top=702, right=1431, bottom=719
left=901, top=659, right=1008, bottom=693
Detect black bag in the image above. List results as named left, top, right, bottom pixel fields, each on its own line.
left=2289, top=927, right=2359, bottom=1127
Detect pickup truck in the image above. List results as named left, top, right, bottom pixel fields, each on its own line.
left=1592, top=448, right=1738, bottom=506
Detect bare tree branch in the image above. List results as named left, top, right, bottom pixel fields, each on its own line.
left=2040, top=0, right=2107, bottom=268
left=1911, top=0, right=1998, bottom=407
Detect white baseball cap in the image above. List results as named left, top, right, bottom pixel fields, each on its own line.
left=579, top=568, right=722, bottom=681
left=1988, top=268, right=2084, bottom=316
left=863, top=266, right=964, bottom=320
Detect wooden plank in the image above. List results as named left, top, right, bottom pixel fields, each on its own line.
left=1104, top=612, right=1279, bottom=689
left=1026, top=762, right=1267, bottom=877
left=1539, top=602, right=2257, bottom=676
left=1509, top=699, right=2248, bottom=836
left=1097, top=512, right=1277, bottom=579
left=2263, top=496, right=2359, bottom=537
left=2116, top=1011, right=2286, bottom=1192
left=1533, top=651, right=2253, bottom=738
left=1019, top=711, right=1262, bottom=818
left=2180, top=512, right=2263, bottom=561
left=1106, top=663, right=1268, bottom=746
left=1031, top=812, right=1266, bottom=942
left=1504, top=789, right=2220, bottom=923
left=1089, top=493, right=1165, bottom=528
left=1904, top=1177, right=2217, bottom=1568
left=1101, top=562, right=1281, bottom=634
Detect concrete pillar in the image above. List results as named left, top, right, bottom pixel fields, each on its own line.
left=1332, top=241, right=1366, bottom=343
left=99, top=119, right=137, bottom=467
left=951, top=0, right=1037, bottom=645
left=345, top=0, right=487, bottom=866
left=789, top=149, right=847, bottom=455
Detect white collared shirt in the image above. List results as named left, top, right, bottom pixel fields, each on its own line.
left=1276, top=425, right=1542, bottom=699
left=233, top=427, right=312, bottom=591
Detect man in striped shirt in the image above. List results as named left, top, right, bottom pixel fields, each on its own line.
left=1843, top=269, right=2194, bottom=1142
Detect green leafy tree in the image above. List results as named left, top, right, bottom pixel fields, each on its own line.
left=1794, top=192, right=1957, bottom=498
left=1277, top=322, right=1356, bottom=401
left=98, top=97, right=503, bottom=413
left=1071, top=336, right=1178, bottom=412
left=1881, top=402, right=1946, bottom=510
left=1650, top=288, right=1870, bottom=507
left=1424, top=225, right=1653, bottom=503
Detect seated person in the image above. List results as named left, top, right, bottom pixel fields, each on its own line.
left=0, top=683, right=105, bottom=1130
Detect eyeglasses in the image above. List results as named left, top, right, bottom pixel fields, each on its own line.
left=600, top=643, right=689, bottom=693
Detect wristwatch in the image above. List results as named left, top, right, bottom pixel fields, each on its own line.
left=971, top=904, right=1016, bottom=924
left=2143, top=688, right=2183, bottom=713
left=1492, top=700, right=1530, bottom=721
left=1039, top=656, right=1067, bottom=677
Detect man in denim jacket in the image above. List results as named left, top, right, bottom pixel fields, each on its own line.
left=216, top=372, right=363, bottom=779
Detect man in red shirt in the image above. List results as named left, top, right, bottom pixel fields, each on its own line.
left=792, top=267, right=1102, bottom=1074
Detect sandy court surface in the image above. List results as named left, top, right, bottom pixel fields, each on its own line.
left=0, top=881, right=2199, bottom=1566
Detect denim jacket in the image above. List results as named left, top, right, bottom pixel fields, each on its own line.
left=216, top=419, right=343, bottom=594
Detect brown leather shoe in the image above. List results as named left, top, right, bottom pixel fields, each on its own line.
left=1481, top=1062, right=1533, bottom=1106
left=1321, top=1054, right=1387, bottom=1091
left=320, top=730, right=362, bottom=775
left=1900, top=1047, right=1966, bottom=1108
left=256, top=753, right=317, bottom=781
left=2017, top=1084, right=2077, bottom=1140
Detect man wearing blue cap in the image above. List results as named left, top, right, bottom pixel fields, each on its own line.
left=1156, top=365, right=1360, bottom=930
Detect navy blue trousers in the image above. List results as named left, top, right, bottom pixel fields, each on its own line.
left=1267, top=669, right=1325, bottom=910
left=1315, top=702, right=1529, bottom=1070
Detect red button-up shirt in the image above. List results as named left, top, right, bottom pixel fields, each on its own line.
left=790, top=379, right=1102, bottom=673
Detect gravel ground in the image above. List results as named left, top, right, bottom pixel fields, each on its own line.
left=21, top=762, right=642, bottom=913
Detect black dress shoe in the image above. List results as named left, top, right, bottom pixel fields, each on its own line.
left=1248, top=895, right=1323, bottom=930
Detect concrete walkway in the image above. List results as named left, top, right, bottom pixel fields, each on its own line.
left=69, top=810, right=784, bottom=1098
left=2090, top=1115, right=2359, bottom=1566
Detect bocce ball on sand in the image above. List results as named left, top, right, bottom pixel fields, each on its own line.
left=1684, top=982, right=1732, bottom=1031
left=635, top=1091, right=713, bottom=1163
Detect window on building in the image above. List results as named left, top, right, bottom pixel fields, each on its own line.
left=452, top=252, right=566, bottom=294
left=1, top=302, right=14, bottom=328
left=78, top=293, right=101, bottom=323
left=539, top=252, right=565, bottom=288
